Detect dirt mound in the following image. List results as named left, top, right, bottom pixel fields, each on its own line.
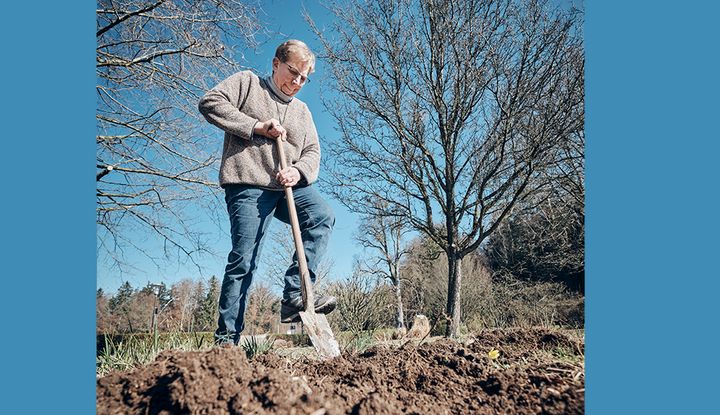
left=97, top=328, right=584, bottom=414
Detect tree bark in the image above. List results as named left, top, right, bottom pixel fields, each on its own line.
left=446, top=254, right=462, bottom=338
left=394, top=264, right=406, bottom=331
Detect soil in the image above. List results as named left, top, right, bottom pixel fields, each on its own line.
left=97, top=328, right=584, bottom=414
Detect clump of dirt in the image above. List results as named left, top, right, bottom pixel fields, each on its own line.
left=97, top=328, right=584, bottom=414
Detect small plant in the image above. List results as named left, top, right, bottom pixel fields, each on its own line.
left=342, top=331, right=375, bottom=354
left=190, top=330, right=207, bottom=349
left=549, top=345, right=582, bottom=363
left=241, top=336, right=275, bottom=359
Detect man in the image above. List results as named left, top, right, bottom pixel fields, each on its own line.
left=199, top=40, right=336, bottom=346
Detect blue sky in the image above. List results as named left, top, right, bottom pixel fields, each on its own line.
left=96, top=0, right=583, bottom=294
left=97, top=0, right=362, bottom=294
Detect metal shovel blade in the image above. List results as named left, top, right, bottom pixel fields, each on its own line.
left=299, top=311, right=341, bottom=359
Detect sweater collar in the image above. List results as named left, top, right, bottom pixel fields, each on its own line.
left=264, top=75, right=293, bottom=104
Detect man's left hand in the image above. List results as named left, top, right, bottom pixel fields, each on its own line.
left=276, top=167, right=301, bottom=187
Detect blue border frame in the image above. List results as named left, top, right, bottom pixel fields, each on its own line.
left=586, top=1, right=719, bottom=413
left=2, top=1, right=718, bottom=412
left=2, top=1, right=96, bottom=412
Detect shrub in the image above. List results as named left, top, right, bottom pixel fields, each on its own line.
left=465, top=274, right=584, bottom=330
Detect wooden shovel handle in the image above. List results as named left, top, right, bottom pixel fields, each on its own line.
left=276, top=140, right=315, bottom=313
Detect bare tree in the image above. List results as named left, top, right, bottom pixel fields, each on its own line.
left=308, top=0, right=584, bottom=337
left=355, top=209, right=410, bottom=331
left=552, top=129, right=585, bottom=210
left=485, top=125, right=585, bottom=292
left=400, top=235, right=491, bottom=333
left=96, top=289, right=115, bottom=334
left=96, top=0, right=263, bottom=270
left=168, top=279, right=200, bottom=331
left=244, top=283, right=281, bottom=334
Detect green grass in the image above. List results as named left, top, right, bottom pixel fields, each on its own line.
left=97, top=332, right=281, bottom=376
left=338, top=331, right=377, bottom=354
left=97, top=329, right=382, bottom=377
left=96, top=332, right=214, bottom=377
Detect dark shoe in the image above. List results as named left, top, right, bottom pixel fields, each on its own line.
left=280, top=295, right=337, bottom=323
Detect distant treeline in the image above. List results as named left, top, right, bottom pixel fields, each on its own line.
left=98, top=201, right=584, bottom=336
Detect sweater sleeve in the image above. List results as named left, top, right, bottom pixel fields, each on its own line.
left=292, top=105, right=321, bottom=184
left=198, top=71, right=258, bottom=140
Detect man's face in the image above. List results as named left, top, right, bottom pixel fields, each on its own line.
left=272, top=56, right=312, bottom=97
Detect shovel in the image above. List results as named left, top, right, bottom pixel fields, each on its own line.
left=275, top=138, right=340, bottom=359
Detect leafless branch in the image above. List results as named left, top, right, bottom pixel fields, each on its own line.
left=97, top=0, right=263, bottom=270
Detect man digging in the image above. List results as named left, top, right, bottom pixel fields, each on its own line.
left=199, top=40, right=336, bottom=346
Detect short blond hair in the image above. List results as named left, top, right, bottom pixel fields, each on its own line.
left=275, top=40, right=316, bottom=73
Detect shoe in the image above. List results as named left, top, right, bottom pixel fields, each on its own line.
left=280, top=295, right=337, bottom=323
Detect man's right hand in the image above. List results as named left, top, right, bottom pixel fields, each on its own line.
left=254, top=119, right=287, bottom=141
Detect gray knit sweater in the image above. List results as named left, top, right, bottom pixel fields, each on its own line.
left=198, top=71, right=320, bottom=189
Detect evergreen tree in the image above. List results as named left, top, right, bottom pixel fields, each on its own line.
left=108, top=281, right=136, bottom=332
left=196, top=276, right=220, bottom=331
left=109, top=281, right=134, bottom=312
left=157, top=282, right=173, bottom=306
left=484, top=197, right=584, bottom=293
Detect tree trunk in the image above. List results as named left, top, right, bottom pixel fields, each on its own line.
left=445, top=254, right=463, bottom=338
left=394, top=264, right=405, bottom=331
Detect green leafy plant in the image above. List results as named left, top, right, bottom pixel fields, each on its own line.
left=241, top=336, right=275, bottom=359
left=341, top=331, right=375, bottom=354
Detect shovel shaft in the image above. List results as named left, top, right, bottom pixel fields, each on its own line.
left=275, top=138, right=340, bottom=359
left=276, top=140, right=315, bottom=313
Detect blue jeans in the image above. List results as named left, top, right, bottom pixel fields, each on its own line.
left=215, top=184, right=334, bottom=345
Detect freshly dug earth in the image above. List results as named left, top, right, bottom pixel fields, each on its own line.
left=97, top=328, right=584, bottom=414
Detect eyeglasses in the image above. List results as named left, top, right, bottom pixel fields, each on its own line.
left=281, top=61, right=311, bottom=85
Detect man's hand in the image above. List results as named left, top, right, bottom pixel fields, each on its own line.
left=276, top=167, right=301, bottom=187
left=254, top=119, right=287, bottom=141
